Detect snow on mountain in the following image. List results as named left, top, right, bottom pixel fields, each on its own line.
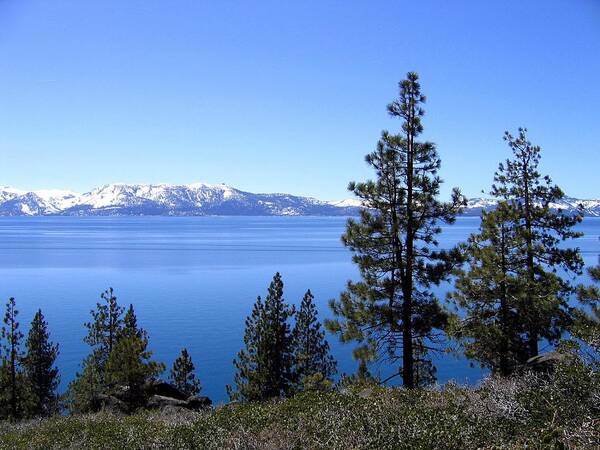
left=549, top=197, right=600, bottom=216
left=0, top=184, right=597, bottom=217
left=66, top=183, right=248, bottom=215
left=0, top=183, right=357, bottom=216
left=33, top=190, right=80, bottom=211
left=0, top=188, right=79, bottom=215
left=465, top=197, right=498, bottom=210
left=0, top=186, right=24, bottom=204
left=327, top=198, right=364, bottom=208
left=464, top=197, right=600, bottom=217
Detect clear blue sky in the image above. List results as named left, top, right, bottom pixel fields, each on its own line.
left=0, top=0, right=598, bottom=199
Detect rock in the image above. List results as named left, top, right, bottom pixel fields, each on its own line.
left=147, top=394, right=188, bottom=410
left=144, top=379, right=188, bottom=401
left=91, top=394, right=129, bottom=414
left=93, top=379, right=214, bottom=413
left=185, top=395, right=212, bottom=411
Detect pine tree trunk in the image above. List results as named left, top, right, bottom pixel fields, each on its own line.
left=10, top=340, right=17, bottom=418
left=402, top=285, right=414, bottom=388
left=402, top=95, right=416, bottom=390
left=526, top=252, right=538, bottom=358
left=390, top=158, right=407, bottom=387
left=36, top=343, right=41, bottom=413
left=499, top=224, right=510, bottom=376
left=523, top=163, right=538, bottom=359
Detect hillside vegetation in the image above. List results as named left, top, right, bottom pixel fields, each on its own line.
left=1, top=360, right=598, bottom=450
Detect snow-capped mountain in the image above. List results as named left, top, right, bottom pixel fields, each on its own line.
left=0, top=188, right=79, bottom=216
left=326, top=198, right=364, bottom=208
left=0, top=186, right=22, bottom=204
left=0, top=184, right=597, bottom=217
left=0, top=183, right=358, bottom=216
left=463, top=197, right=600, bottom=217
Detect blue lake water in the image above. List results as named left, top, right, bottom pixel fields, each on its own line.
left=0, top=216, right=598, bottom=403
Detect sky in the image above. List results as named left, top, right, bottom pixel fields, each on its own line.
left=0, top=0, right=599, bottom=200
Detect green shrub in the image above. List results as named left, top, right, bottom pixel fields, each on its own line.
left=1, top=368, right=598, bottom=449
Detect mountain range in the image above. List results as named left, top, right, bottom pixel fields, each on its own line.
left=0, top=183, right=598, bottom=217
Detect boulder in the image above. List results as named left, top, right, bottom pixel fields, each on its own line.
left=91, top=393, right=129, bottom=414
left=144, top=379, right=188, bottom=401
left=147, top=394, right=188, bottom=410
left=91, top=379, right=214, bottom=413
left=185, top=395, right=212, bottom=411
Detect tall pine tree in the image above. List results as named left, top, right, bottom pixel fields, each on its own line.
left=119, top=304, right=147, bottom=341
left=170, top=348, right=201, bottom=397
left=575, top=239, right=600, bottom=361
left=0, top=297, right=25, bottom=419
left=491, top=128, right=584, bottom=358
left=104, top=334, right=164, bottom=409
left=449, top=203, right=530, bottom=375
left=83, top=287, right=124, bottom=372
left=104, top=302, right=163, bottom=409
left=229, top=273, right=295, bottom=401
left=69, top=288, right=126, bottom=412
left=67, top=351, right=103, bottom=414
left=326, top=72, right=464, bottom=388
left=291, top=290, right=336, bottom=392
left=22, top=309, right=60, bottom=417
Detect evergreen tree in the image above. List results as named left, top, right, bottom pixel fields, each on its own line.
left=105, top=334, right=164, bottom=409
left=291, top=290, right=336, bottom=392
left=575, top=240, right=600, bottom=361
left=105, top=303, right=163, bottom=409
left=0, top=297, right=25, bottom=419
left=449, top=203, right=530, bottom=375
left=22, top=309, right=60, bottom=417
left=491, top=128, right=584, bottom=358
left=119, top=304, right=147, bottom=341
left=229, top=273, right=295, bottom=401
left=67, top=350, right=103, bottom=414
left=83, top=287, right=124, bottom=372
left=170, top=348, right=201, bottom=397
left=326, top=72, right=464, bottom=388
left=227, top=295, right=266, bottom=401
left=68, top=288, right=126, bottom=412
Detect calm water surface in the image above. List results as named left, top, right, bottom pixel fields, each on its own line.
left=0, top=216, right=598, bottom=402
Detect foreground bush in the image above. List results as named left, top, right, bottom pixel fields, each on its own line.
left=1, top=366, right=598, bottom=450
